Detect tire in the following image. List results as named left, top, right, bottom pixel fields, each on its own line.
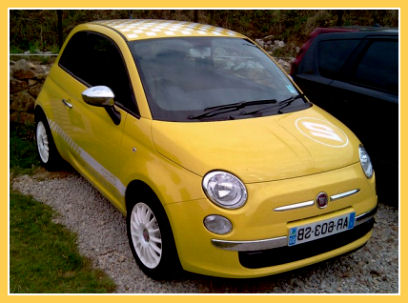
left=35, top=115, right=62, bottom=170
left=127, top=198, right=181, bottom=279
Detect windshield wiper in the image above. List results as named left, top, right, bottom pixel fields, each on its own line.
left=188, top=99, right=278, bottom=120
left=277, top=94, right=306, bottom=112
left=242, top=94, right=306, bottom=116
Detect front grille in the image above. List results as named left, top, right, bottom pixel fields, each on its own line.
left=239, top=218, right=374, bottom=269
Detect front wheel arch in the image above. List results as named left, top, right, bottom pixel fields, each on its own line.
left=34, top=105, right=46, bottom=123
left=125, top=180, right=182, bottom=279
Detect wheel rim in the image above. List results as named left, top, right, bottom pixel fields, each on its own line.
left=130, top=202, right=162, bottom=269
left=36, top=121, right=50, bottom=163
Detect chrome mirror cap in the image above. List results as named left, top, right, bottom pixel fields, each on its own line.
left=81, top=86, right=115, bottom=107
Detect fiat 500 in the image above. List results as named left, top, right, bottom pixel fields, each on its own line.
left=35, top=19, right=377, bottom=279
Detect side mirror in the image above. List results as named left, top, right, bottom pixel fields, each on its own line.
left=81, top=86, right=121, bottom=125
left=81, top=86, right=115, bottom=107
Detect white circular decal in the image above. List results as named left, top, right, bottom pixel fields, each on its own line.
left=295, top=117, right=349, bottom=148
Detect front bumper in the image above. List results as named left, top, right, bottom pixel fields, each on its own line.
left=211, top=206, right=376, bottom=252
left=165, top=163, right=377, bottom=278
left=238, top=210, right=375, bottom=269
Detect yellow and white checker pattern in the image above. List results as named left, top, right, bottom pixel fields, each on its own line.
left=92, top=19, right=243, bottom=40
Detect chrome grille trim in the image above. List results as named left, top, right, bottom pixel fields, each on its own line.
left=274, top=189, right=360, bottom=212
left=330, top=189, right=360, bottom=201
left=274, top=200, right=315, bottom=212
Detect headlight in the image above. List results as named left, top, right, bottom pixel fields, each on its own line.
left=202, top=171, right=247, bottom=209
left=359, top=145, right=373, bottom=178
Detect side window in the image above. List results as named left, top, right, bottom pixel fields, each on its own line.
left=84, top=33, right=137, bottom=113
left=59, top=32, right=88, bottom=80
left=318, top=39, right=360, bottom=79
left=352, top=40, right=398, bottom=94
left=59, top=31, right=138, bottom=115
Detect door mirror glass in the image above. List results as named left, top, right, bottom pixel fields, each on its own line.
left=82, top=86, right=115, bottom=107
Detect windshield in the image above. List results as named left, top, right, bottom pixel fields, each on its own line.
left=129, top=37, right=310, bottom=121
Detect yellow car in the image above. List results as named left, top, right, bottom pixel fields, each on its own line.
left=35, top=19, right=377, bottom=279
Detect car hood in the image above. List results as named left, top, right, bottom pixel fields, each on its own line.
left=151, top=107, right=361, bottom=183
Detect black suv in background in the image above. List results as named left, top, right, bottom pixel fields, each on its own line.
left=291, top=28, right=398, bottom=206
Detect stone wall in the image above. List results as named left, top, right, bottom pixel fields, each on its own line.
left=10, top=59, right=52, bottom=124
left=255, top=36, right=296, bottom=72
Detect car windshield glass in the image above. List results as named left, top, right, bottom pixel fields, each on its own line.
left=129, top=37, right=309, bottom=121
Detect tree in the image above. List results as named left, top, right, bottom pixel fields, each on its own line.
left=57, top=10, right=63, bottom=49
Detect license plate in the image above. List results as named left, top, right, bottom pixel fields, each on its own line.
left=288, top=212, right=355, bottom=246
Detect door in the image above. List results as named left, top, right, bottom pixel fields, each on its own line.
left=55, top=30, right=139, bottom=206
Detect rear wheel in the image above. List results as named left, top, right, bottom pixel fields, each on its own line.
left=127, top=198, right=181, bottom=279
left=35, top=115, right=62, bottom=170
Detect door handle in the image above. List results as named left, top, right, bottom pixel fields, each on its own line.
left=62, top=99, right=73, bottom=109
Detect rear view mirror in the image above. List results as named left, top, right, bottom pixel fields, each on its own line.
left=82, top=86, right=121, bottom=125
left=81, top=86, right=115, bottom=107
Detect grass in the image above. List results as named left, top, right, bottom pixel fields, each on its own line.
left=10, top=191, right=116, bottom=293
left=10, top=122, right=117, bottom=293
left=10, top=122, right=40, bottom=176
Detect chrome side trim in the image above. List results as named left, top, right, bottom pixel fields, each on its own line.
left=48, top=119, right=126, bottom=196
left=211, top=236, right=287, bottom=252
left=274, top=200, right=314, bottom=212
left=330, top=189, right=360, bottom=201
left=212, top=207, right=376, bottom=252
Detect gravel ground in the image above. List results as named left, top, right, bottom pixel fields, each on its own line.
left=11, top=169, right=399, bottom=293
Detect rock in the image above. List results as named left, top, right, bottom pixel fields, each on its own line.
left=12, top=60, right=36, bottom=79
left=10, top=91, right=36, bottom=112
left=10, top=77, right=27, bottom=94
left=276, top=58, right=291, bottom=73
left=28, top=79, right=37, bottom=86
left=274, top=40, right=285, bottom=48
left=10, top=111, right=35, bottom=124
left=370, top=269, right=381, bottom=276
left=11, top=59, right=48, bottom=80
left=264, top=44, right=273, bottom=52
left=255, top=39, right=265, bottom=48
left=35, top=65, right=50, bottom=80
left=28, top=83, right=43, bottom=98
left=263, top=34, right=274, bottom=41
